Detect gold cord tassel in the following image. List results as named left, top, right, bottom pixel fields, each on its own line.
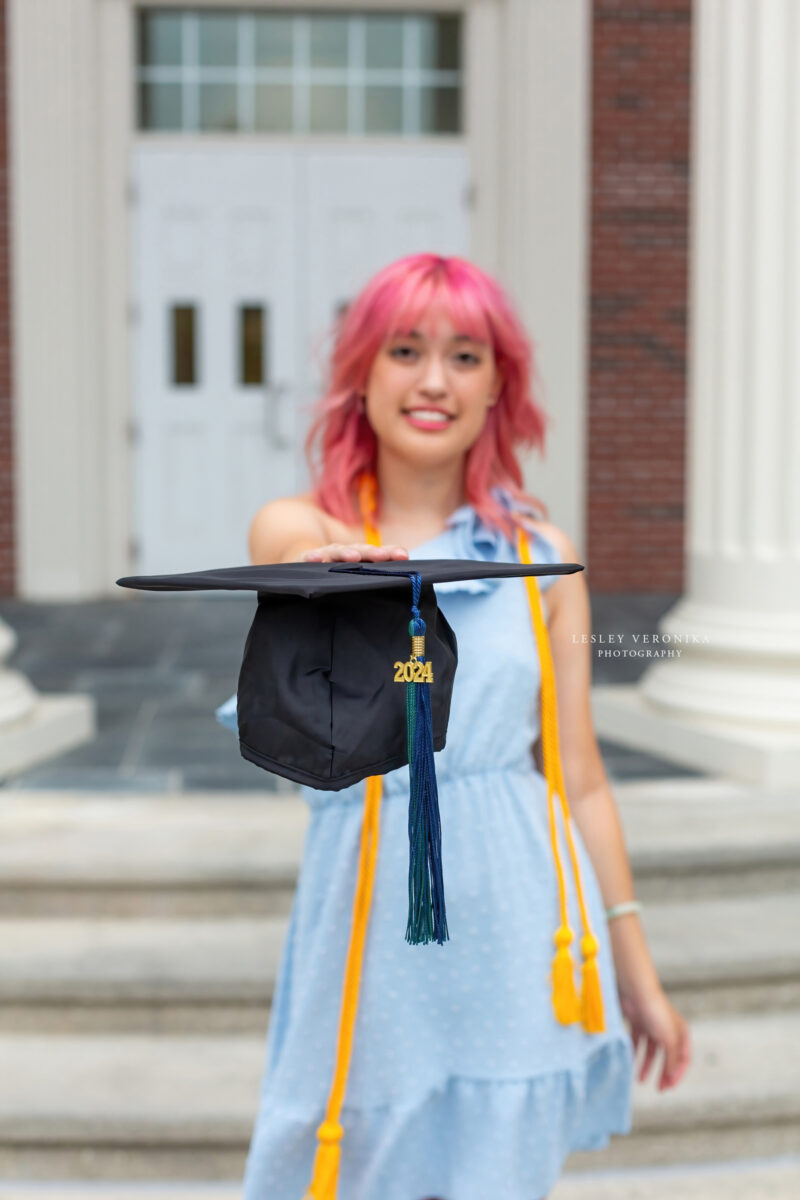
left=516, top=525, right=605, bottom=1034
left=302, top=1120, right=343, bottom=1200
left=303, top=774, right=383, bottom=1199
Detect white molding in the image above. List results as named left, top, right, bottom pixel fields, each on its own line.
left=132, top=0, right=466, bottom=9
left=98, top=1, right=138, bottom=599
left=464, top=0, right=503, bottom=273
left=500, top=0, right=591, bottom=548
left=10, top=0, right=590, bottom=596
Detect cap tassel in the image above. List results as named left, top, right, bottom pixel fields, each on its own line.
left=356, top=471, right=448, bottom=946
left=405, top=593, right=449, bottom=946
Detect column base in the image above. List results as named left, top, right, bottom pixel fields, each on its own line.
left=0, top=693, right=96, bottom=781
left=592, top=684, right=800, bottom=789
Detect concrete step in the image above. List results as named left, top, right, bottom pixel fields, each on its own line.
left=611, top=779, right=800, bottom=902
left=0, top=1012, right=798, bottom=1179
left=2, top=888, right=799, bottom=1034
left=0, top=793, right=307, bottom=917
left=1, top=781, right=798, bottom=915
left=0, top=918, right=280, bottom=1033
left=638, top=891, right=800, bottom=1016
left=1, top=1155, right=800, bottom=1198
left=552, top=1156, right=800, bottom=1199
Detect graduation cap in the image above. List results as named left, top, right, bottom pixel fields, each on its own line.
left=116, top=556, right=582, bottom=948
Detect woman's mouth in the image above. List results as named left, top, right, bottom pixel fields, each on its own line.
left=402, top=409, right=454, bottom=431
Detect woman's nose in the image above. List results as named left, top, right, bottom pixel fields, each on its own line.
left=418, top=355, right=447, bottom=393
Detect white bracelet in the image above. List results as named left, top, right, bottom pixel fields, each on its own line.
left=605, top=900, right=643, bottom=922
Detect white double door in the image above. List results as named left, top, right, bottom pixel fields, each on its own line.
left=131, top=142, right=470, bottom=574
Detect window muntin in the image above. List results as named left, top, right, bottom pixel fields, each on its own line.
left=137, top=9, right=463, bottom=136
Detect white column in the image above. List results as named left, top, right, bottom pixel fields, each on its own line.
left=593, top=0, right=800, bottom=786
left=9, top=0, right=133, bottom=600
left=0, top=617, right=94, bottom=780
left=2, top=0, right=98, bottom=768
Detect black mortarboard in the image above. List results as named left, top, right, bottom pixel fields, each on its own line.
left=115, top=559, right=582, bottom=787
left=116, top=557, right=583, bottom=946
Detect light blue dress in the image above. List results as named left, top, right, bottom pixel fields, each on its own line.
left=216, top=488, right=635, bottom=1200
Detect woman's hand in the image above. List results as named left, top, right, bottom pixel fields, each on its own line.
left=619, top=983, right=692, bottom=1092
left=297, top=542, right=409, bottom=563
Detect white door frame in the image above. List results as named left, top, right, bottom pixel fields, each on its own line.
left=8, top=0, right=591, bottom=598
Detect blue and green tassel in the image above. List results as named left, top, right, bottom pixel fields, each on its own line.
left=403, top=573, right=448, bottom=946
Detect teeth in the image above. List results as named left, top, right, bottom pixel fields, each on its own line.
left=406, top=410, right=450, bottom=422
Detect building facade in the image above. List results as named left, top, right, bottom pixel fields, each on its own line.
left=2, top=0, right=690, bottom=599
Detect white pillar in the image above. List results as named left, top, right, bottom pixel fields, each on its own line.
left=3, top=0, right=99, bottom=769
left=9, top=0, right=133, bottom=599
left=593, top=0, right=800, bottom=787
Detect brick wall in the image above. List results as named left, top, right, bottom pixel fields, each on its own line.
left=0, top=0, right=14, bottom=596
left=588, top=0, right=691, bottom=593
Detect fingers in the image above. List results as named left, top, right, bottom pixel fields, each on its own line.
left=658, top=1017, right=692, bottom=1092
left=632, top=1007, right=692, bottom=1092
left=637, top=1035, right=658, bottom=1083
left=300, top=543, right=409, bottom=563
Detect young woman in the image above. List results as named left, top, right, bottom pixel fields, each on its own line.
left=217, top=252, right=691, bottom=1200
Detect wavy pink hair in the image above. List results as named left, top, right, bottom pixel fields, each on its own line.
left=304, top=252, right=552, bottom=540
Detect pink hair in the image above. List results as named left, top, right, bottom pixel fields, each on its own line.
left=304, top=252, right=552, bottom=540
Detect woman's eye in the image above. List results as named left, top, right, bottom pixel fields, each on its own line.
left=389, top=347, right=481, bottom=365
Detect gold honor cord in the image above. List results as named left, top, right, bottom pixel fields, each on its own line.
left=516, top=526, right=605, bottom=1033
left=303, top=483, right=605, bottom=1200
left=302, top=477, right=384, bottom=1200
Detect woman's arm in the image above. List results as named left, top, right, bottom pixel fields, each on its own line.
left=248, top=497, right=331, bottom=564
left=247, top=496, right=410, bottom=565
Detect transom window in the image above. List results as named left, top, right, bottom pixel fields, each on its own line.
left=137, top=9, right=462, bottom=135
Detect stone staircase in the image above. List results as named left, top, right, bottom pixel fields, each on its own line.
left=0, top=779, right=799, bottom=1195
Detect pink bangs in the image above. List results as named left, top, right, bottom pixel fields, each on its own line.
left=304, top=252, right=551, bottom=540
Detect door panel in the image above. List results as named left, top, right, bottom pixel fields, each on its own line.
left=131, top=142, right=468, bottom=574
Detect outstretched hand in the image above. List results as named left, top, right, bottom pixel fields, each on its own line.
left=619, top=985, right=692, bottom=1092
left=298, top=543, right=409, bottom=563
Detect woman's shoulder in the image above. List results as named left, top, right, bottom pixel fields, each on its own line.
left=523, top=517, right=579, bottom=565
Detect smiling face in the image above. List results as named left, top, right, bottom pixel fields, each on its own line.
left=364, top=311, right=503, bottom=468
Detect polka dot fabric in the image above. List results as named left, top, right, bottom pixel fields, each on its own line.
left=216, top=488, right=635, bottom=1200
